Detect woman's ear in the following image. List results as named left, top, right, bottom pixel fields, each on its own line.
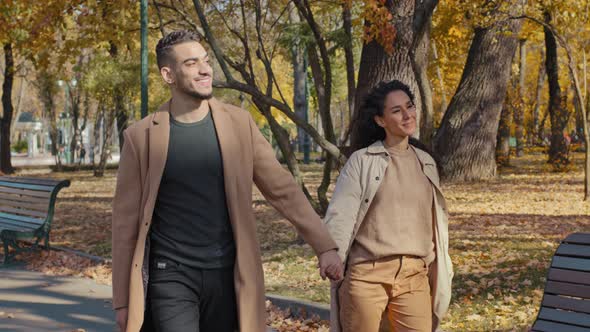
left=374, top=115, right=385, bottom=128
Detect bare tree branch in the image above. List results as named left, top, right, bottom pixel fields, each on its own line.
left=153, top=1, right=200, bottom=33
left=192, top=0, right=234, bottom=81
left=213, top=79, right=344, bottom=163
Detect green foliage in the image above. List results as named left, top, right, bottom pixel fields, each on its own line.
left=82, top=54, right=140, bottom=106
left=11, top=140, right=27, bottom=153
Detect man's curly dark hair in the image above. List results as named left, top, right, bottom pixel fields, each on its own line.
left=156, top=30, right=201, bottom=69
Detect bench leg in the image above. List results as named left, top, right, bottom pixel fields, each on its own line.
left=2, top=238, right=10, bottom=265
left=43, top=233, right=50, bottom=250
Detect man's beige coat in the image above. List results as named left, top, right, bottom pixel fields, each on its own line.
left=324, top=141, right=453, bottom=332
left=111, top=98, right=337, bottom=332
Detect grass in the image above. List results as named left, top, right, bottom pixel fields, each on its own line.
left=3, top=150, right=589, bottom=331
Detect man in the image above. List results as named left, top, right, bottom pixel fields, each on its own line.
left=111, top=30, right=343, bottom=332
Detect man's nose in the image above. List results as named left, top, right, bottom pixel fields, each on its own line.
left=199, top=63, right=212, bottom=75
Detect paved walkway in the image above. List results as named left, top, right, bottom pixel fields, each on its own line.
left=0, top=267, right=115, bottom=332
left=11, top=154, right=120, bottom=167
left=0, top=266, right=276, bottom=332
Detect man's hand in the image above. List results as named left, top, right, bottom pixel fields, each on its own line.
left=116, top=307, right=128, bottom=332
left=318, top=249, right=344, bottom=281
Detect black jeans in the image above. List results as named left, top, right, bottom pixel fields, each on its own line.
left=148, top=257, right=238, bottom=332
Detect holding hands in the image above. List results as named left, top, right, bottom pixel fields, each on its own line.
left=318, top=249, right=344, bottom=281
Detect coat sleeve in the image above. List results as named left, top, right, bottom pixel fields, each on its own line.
left=111, top=129, right=142, bottom=309
left=248, top=114, right=337, bottom=256
left=323, top=153, right=363, bottom=262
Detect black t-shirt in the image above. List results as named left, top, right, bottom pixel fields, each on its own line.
left=149, top=110, right=235, bottom=269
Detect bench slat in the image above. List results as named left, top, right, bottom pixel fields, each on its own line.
left=0, top=200, right=49, bottom=213
left=0, top=176, right=65, bottom=186
left=0, top=216, right=43, bottom=228
left=0, top=206, right=48, bottom=219
left=546, top=281, right=590, bottom=299
left=0, top=220, right=36, bottom=232
left=0, top=186, right=51, bottom=198
left=532, top=319, right=590, bottom=332
left=0, top=181, right=54, bottom=192
left=565, top=233, right=590, bottom=245
left=548, top=268, right=590, bottom=286
left=0, top=192, right=52, bottom=206
left=538, top=307, right=590, bottom=327
left=553, top=256, right=590, bottom=272
left=542, top=294, right=590, bottom=314
left=556, top=244, right=590, bottom=259
left=0, top=211, right=44, bottom=224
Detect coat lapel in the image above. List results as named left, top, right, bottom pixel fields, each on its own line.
left=147, top=101, right=171, bottom=197
left=209, top=97, right=238, bottom=203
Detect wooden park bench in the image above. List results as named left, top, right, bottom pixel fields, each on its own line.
left=531, top=232, right=590, bottom=331
left=0, top=176, right=70, bottom=265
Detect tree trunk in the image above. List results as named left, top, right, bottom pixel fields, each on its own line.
left=307, top=45, right=335, bottom=212
left=10, top=76, right=26, bottom=142
left=109, top=41, right=128, bottom=152
left=70, top=103, right=80, bottom=164
left=1, top=43, right=14, bottom=174
left=36, top=67, right=60, bottom=168
left=496, top=105, right=512, bottom=166
left=288, top=3, right=308, bottom=158
left=538, top=109, right=550, bottom=144
left=342, top=2, right=356, bottom=136
left=544, top=12, right=569, bottom=169
left=94, top=107, right=115, bottom=177
left=414, top=23, right=434, bottom=146
left=433, top=19, right=523, bottom=181
left=68, top=78, right=83, bottom=165
left=49, top=114, right=60, bottom=170
left=352, top=0, right=437, bottom=143
left=115, top=92, right=127, bottom=152
left=353, top=0, right=421, bottom=130
left=294, top=0, right=340, bottom=212
left=514, top=39, right=526, bottom=157
left=532, top=51, right=546, bottom=145
left=432, top=41, right=448, bottom=117
left=571, top=82, right=584, bottom=140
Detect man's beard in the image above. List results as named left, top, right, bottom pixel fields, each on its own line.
left=179, top=83, right=213, bottom=100
left=186, top=90, right=213, bottom=100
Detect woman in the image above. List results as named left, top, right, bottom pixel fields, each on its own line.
left=324, top=80, right=453, bottom=332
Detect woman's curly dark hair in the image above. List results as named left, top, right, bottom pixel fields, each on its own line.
left=349, top=80, right=436, bottom=160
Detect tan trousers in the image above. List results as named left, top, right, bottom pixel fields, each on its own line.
left=339, top=256, right=432, bottom=332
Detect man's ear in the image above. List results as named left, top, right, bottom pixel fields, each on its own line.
left=160, top=66, right=175, bottom=85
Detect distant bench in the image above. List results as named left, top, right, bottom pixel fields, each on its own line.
left=0, top=176, right=70, bottom=265
left=531, top=232, right=590, bottom=331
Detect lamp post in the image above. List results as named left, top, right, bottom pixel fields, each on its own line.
left=140, top=0, right=148, bottom=119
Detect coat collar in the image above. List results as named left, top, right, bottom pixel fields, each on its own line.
left=365, top=140, right=441, bottom=190
left=366, top=140, right=435, bottom=166
left=366, top=140, right=388, bottom=155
